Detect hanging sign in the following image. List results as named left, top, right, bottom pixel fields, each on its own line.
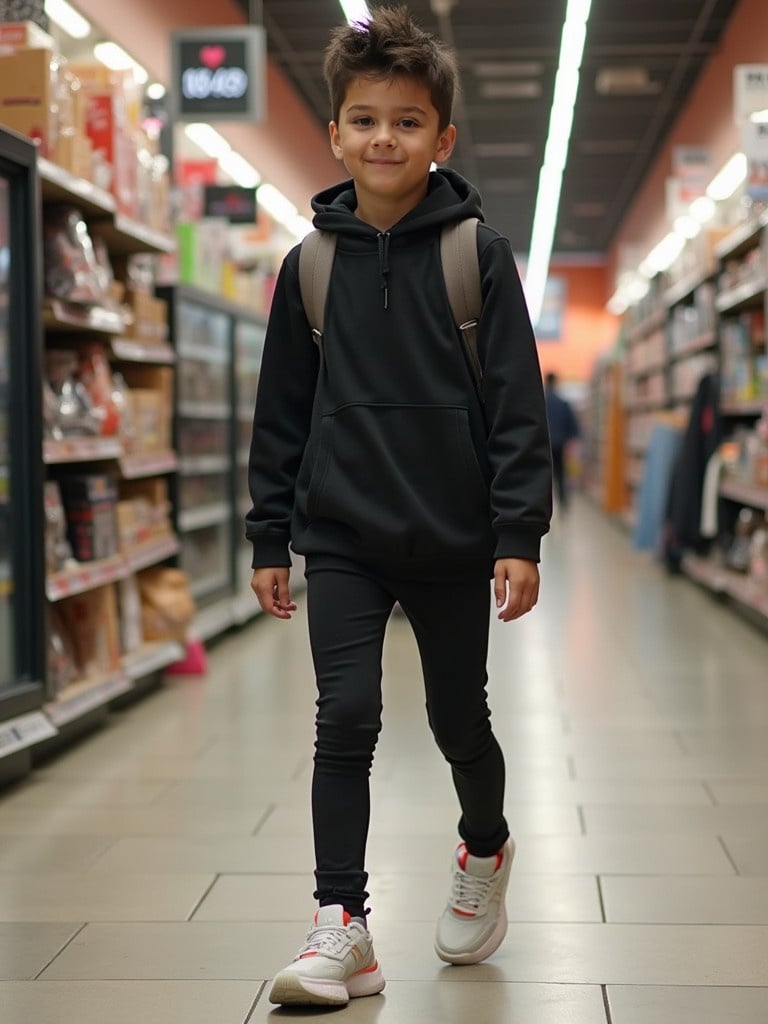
left=741, top=120, right=768, bottom=202
left=734, top=65, right=768, bottom=122
left=203, top=184, right=258, bottom=224
left=171, top=26, right=266, bottom=122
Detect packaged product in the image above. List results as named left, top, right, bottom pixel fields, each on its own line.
left=58, top=583, right=121, bottom=677
left=118, top=574, right=143, bottom=653
left=0, top=46, right=57, bottom=155
left=44, top=205, right=103, bottom=304
left=46, top=603, right=78, bottom=696
left=43, top=480, right=75, bottom=573
left=138, top=567, right=196, bottom=643
left=59, top=473, right=118, bottom=562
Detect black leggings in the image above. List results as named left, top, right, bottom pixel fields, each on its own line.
left=306, top=566, right=509, bottom=919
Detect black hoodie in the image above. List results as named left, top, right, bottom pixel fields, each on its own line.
left=245, top=168, right=552, bottom=580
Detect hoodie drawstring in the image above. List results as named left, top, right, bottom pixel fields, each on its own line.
left=377, top=231, right=391, bottom=310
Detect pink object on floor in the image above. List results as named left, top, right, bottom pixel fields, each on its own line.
left=165, top=637, right=208, bottom=675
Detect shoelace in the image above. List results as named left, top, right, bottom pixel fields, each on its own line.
left=450, top=869, right=499, bottom=915
left=296, top=924, right=351, bottom=960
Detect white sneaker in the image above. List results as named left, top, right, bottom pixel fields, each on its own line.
left=268, top=905, right=385, bottom=1007
left=435, top=839, right=515, bottom=965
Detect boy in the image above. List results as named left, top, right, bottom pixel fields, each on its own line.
left=245, top=5, right=552, bottom=1008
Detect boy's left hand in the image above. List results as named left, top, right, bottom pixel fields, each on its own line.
left=494, top=558, right=540, bottom=622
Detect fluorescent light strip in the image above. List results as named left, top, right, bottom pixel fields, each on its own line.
left=524, top=0, right=592, bottom=327
left=184, top=123, right=233, bottom=160
left=45, top=0, right=91, bottom=39
left=339, top=0, right=371, bottom=24
left=93, top=41, right=148, bottom=84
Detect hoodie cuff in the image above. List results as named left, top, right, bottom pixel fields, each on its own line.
left=250, top=532, right=292, bottom=570
left=494, top=526, right=544, bottom=563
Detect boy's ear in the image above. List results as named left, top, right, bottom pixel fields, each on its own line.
left=434, top=123, right=457, bottom=164
left=329, top=121, right=344, bottom=161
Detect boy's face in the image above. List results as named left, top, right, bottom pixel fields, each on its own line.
left=329, top=75, right=456, bottom=213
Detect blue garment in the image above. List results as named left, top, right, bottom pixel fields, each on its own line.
left=633, top=424, right=681, bottom=553
left=544, top=389, right=579, bottom=449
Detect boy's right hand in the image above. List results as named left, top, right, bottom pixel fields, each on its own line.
left=251, top=567, right=297, bottom=620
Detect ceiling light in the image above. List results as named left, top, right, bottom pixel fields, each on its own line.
left=524, top=0, right=591, bottom=327
left=480, top=81, right=541, bottom=100
left=674, top=215, right=701, bottom=240
left=750, top=108, right=768, bottom=124
left=146, top=82, right=166, bottom=101
left=474, top=61, right=544, bottom=78
left=339, top=0, right=371, bottom=24
left=257, top=183, right=298, bottom=225
left=643, top=232, right=686, bottom=275
left=219, top=151, right=261, bottom=188
left=93, top=41, right=148, bottom=84
left=689, top=195, right=716, bottom=223
left=706, top=153, right=747, bottom=201
left=595, top=67, right=660, bottom=96
left=44, top=0, right=90, bottom=39
left=184, top=123, right=232, bottom=159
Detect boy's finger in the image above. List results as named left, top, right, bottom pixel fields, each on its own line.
left=493, top=572, right=507, bottom=609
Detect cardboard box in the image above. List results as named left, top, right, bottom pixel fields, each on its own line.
left=0, top=48, right=55, bottom=156
left=60, top=474, right=119, bottom=562
left=0, top=21, right=54, bottom=54
left=58, top=583, right=121, bottom=676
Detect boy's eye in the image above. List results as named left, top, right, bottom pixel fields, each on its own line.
left=353, top=116, right=374, bottom=127
left=399, top=118, right=418, bottom=129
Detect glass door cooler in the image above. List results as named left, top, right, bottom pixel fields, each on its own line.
left=0, top=128, right=55, bottom=783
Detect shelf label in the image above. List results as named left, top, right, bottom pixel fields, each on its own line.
left=0, top=712, right=58, bottom=759
left=46, top=673, right=132, bottom=727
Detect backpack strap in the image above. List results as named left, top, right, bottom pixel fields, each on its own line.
left=298, top=229, right=337, bottom=348
left=440, top=217, right=482, bottom=388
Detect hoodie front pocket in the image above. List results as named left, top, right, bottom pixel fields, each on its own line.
left=304, top=404, right=492, bottom=555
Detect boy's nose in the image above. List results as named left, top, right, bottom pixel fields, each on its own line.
left=372, top=127, right=395, bottom=146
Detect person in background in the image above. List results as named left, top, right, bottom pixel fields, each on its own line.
left=544, top=372, right=580, bottom=511
left=245, top=5, right=552, bottom=1009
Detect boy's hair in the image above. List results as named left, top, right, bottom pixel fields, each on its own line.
left=323, top=5, right=459, bottom=130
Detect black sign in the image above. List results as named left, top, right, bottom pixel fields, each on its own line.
left=171, top=26, right=266, bottom=122
left=203, top=185, right=257, bottom=224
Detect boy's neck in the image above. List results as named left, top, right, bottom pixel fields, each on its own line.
left=353, top=182, right=429, bottom=233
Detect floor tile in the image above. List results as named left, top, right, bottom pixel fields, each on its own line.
left=247, top=981, right=607, bottom=1023
left=607, top=985, right=768, bottom=1023
left=0, top=874, right=215, bottom=922
left=601, top=876, right=768, bottom=924
left=0, top=778, right=173, bottom=810
left=0, top=981, right=261, bottom=1024
left=0, top=837, right=114, bottom=874
left=0, top=804, right=269, bottom=837
left=718, top=836, right=768, bottom=876
left=90, top=836, right=314, bottom=874
left=706, top=780, right=768, bottom=805
left=582, top=803, right=768, bottom=837
left=0, top=923, right=83, bottom=980
left=192, top=872, right=602, bottom=924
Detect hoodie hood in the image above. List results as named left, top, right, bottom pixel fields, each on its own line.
left=311, top=167, right=484, bottom=238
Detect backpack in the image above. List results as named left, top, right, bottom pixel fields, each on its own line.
left=298, top=218, right=483, bottom=388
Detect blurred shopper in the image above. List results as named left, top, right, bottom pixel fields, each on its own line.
left=245, top=6, right=552, bottom=1008
left=544, top=372, right=580, bottom=511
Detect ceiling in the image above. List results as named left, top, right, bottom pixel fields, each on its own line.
left=249, top=0, right=743, bottom=258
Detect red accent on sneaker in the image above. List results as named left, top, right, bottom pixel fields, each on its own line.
left=495, top=849, right=504, bottom=871
left=355, top=961, right=380, bottom=975
left=457, top=843, right=469, bottom=871
left=313, top=909, right=352, bottom=926
left=298, top=951, right=319, bottom=959
left=452, top=908, right=477, bottom=918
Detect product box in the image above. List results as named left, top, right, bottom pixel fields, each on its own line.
left=0, top=48, right=55, bottom=156
left=0, top=21, right=54, bottom=54
left=58, top=582, right=121, bottom=676
left=60, top=473, right=119, bottom=562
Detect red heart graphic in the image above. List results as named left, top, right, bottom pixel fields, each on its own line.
left=200, top=45, right=226, bottom=70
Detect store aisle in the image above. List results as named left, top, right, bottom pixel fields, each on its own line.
left=1, top=498, right=768, bottom=1023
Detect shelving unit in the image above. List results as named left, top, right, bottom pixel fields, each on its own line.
left=614, top=211, right=768, bottom=632
left=39, top=159, right=181, bottom=738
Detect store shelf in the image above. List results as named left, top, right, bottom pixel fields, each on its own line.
left=43, top=299, right=125, bottom=335
left=682, top=553, right=768, bottom=623
left=43, top=436, right=123, bottom=464
left=720, top=400, right=766, bottom=417
left=177, top=339, right=230, bottom=364
left=719, top=477, right=768, bottom=510
left=668, top=331, right=718, bottom=360
left=119, top=450, right=178, bottom=479
left=110, top=338, right=175, bottom=365
left=38, top=157, right=115, bottom=218
left=46, top=554, right=127, bottom=602
left=178, top=502, right=230, bottom=533
left=0, top=560, right=10, bottom=599
left=94, top=215, right=176, bottom=256
left=715, top=208, right=768, bottom=261
left=122, top=640, right=185, bottom=680
left=124, top=534, right=180, bottom=573
left=627, top=308, right=666, bottom=343
left=715, top=275, right=767, bottom=313
left=190, top=571, right=230, bottom=601
left=664, top=265, right=715, bottom=308
left=44, top=670, right=133, bottom=728
left=177, top=454, right=230, bottom=475
left=0, top=711, right=58, bottom=761
left=177, top=400, right=230, bottom=420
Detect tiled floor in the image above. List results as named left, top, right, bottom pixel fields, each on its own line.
left=2, top=498, right=768, bottom=1022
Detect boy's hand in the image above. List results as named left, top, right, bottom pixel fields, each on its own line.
left=251, top=567, right=298, bottom=620
left=494, top=558, right=540, bottom=622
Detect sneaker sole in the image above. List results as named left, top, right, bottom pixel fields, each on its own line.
left=268, top=965, right=385, bottom=1007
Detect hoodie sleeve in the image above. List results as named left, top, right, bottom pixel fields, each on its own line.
left=477, top=231, right=553, bottom=562
left=245, top=249, right=320, bottom=569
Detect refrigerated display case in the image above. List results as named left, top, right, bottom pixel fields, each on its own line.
left=0, top=129, right=55, bottom=783
left=162, top=285, right=271, bottom=639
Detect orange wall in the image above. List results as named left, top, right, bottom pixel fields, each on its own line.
left=610, top=0, right=768, bottom=280
left=75, top=0, right=340, bottom=218
left=536, top=264, right=617, bottom=383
